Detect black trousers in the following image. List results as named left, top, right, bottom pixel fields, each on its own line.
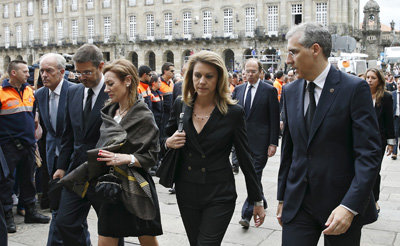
left=0, top=141, right=36, bottom=212
left=175, top=180, right=237, bottom=246
left=0, top=201, right=7, bottom=246
left=373, top=143, right=386, bottom=202
left=282, top=207, right=362, bottom=246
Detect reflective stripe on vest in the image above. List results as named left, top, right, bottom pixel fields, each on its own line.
left=159, top=79, right=173, bottom=95
left=0, top=86, right=34, bottom=116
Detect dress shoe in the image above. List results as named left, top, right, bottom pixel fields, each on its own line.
left=17, top=208, right=25, bottom=216
left=239, top=218, right=250, bottom=229
left=376, top=202, right=381, bottom=213
left=168, top=188, right=176, bottom=194
left=5, top=210, right=16, bottom=233
left=392, top=154, right=397, bottom=160
left=24, top=202, right=50, bottom=224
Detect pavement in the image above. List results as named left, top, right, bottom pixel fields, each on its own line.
left=7, top=146, right=400, bottom=246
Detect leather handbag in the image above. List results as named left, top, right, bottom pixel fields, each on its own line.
left=95, top=167, right=122, bottom=204
left=156, top=107, right=185, bottom=188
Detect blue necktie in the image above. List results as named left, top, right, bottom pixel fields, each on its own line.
left=49, top=91, right=57, bottom=132
left=305, top=81, right=316, bottom=135
left=244, top=85, right=253, bottom=117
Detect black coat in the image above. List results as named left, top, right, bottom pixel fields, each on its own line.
left=375, top=91, right=395, bottom=147
left=165, top=99, right=262, bottom=202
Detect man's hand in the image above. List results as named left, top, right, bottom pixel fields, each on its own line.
left=268, top=145, right=277, bottom=157
left=53, top=169, right=66, bottom=179
left=253, top=205, right=266, bottom=227
left=323, top=206, right=355, bottom=235
left=276, top=202, right=283, bottom=226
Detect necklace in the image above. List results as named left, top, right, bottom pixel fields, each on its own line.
left=118, top=107, right=129, bottom=116
left=193, top=112, right=210, bottom=121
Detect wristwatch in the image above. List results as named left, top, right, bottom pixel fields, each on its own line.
left=128, top=154, right=136, bottom=167
left=254, top=200, right=263, bottom=207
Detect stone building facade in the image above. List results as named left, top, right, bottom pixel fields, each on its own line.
left=0, top=0, right=360, bottom=73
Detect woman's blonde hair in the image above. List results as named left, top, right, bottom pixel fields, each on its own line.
left=103, top=59, right=139, bottom=108
left=182, top=50, right=236, bottom=115
left=365, top=68, right=386, bottom=106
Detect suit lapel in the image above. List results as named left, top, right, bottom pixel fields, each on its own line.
left=197, top=106, right=222, bottom=139
left=77, top=85, right=85, bottom=133
left=55, top=80, right=69, bottom=136
left=294, top=79, right=308, bottom=143
left=247, top=81, right=262, bottom=119
left=182, top=105, right=205, bottom=155
left=85, top=83, right=107, bottom=136
left=308, top=66, right=341, bottom=145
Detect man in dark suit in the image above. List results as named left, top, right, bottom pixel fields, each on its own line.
left=36, top=53, right=76, bottom=245
left=232, top=58, right=280, bottom=229
left=392, top=77, right=400, bottom=160
left=277, top=22, right=381, bottom=245
left=53, top=44, right=118, bottom=246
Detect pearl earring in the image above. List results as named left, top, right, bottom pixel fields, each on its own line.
left=126, top=84, right=130, bottom=87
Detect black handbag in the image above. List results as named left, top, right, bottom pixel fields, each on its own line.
left=95, top=167, right=122, bottom=204
left=156, top=108, right=185, bottom=188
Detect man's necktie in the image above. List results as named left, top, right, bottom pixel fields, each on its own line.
left=244, top=85, right=253, bottom=117
left=49, top=91, right=57, bottom=131
left=305, top=82, right=316, bottom=134
left=83, top=88, right=94, bottom=128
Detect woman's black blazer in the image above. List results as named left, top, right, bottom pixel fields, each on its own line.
left=165, top=99, right=262, bottom=202
left=375, top=91, right=395, bottom=145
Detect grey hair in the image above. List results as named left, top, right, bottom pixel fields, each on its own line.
left=73, top=44, right=103, bottom=67
left=286, top=22, right=332, bottom=58
left=40, top=53, right=66, bottom=70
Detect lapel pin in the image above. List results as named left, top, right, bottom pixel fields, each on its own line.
left=330, top=88, right=334, bottom=93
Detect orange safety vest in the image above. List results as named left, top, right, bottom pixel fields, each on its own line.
left=229, top=84, right=235, bottom=93
left=0, top=84, right=34, bottom=115
left=137, top=81, right=152, bottom=99
left=159, top=77, right=174, bottom=96
left=273, top=79, right=283, bottom=101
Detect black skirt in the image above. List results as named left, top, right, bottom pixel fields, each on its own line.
left=97, top=169, right=163, bottom=237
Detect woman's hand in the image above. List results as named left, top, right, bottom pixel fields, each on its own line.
left=97, top=149, right=130, bottom=166
left=166, top=130, right=186, bottom=149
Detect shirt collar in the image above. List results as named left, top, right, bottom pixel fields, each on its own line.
left=248, top=79, right=260, bottom=90
left=308, top=63, right=330, bottom=89
left=49, top=79, right=64, bottom=96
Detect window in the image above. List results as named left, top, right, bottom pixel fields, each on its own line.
left=72, top=19, right=78, bottom=42
left=103, top=0, right=111, bottom=8
left=28, top=1, right=34, bottom=16
left=164, top=0, right=172, bottom=3
left=203, top=11, right=212, bottom=37
left=4, top=26, right=10, bottom=48
left=128, top=0, right=136, bottom=6
left=146, top=14, right=154, bottom=39
left=267, top=5, right=278, bottom=35
left=164, top=13, right=172, bottom=37
left=42, top=0, right=48, bottom=14
left=104, top=17, right=111, bottom=42
left=71, top=0, right=78, bottom=11
left=292, top=4, right=302, bottom=25
left=245, top=7, right=255, bottom=36
left=129, top=15, right=136, bottom=41
left=15, top=3, right=21, bottom=17
left=183, top=11, right=192, bottom=36
left=88, top=18, right=94, bottom=39
left=87, top=0, right=94, bottom=9
left=57, top=20, right=63, bottom=41
left=3, top=4, right=9, bottom=18
left=28, top=24, right=34, bottom=44
left=316, top=2, right=327, bottom=26
left=223, top=8, right=233, bottom=36
left=146, top=0, right=154, bottom=5
left=16, top=25, right=22, bottom=48
left=43, top=21, right=49, bottom=44
left=56, top=0, right=63, bottom=12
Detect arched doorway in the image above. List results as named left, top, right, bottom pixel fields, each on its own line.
left=16, top=55, right=23, bottom=61
left=164, top=50, right=174, bottom=64
left=243, top=49, right=252, bottom=60
left=27, top=55, right=33, bottom=65
left=223, top=49, right=235, bottom=72
left=146, top=51, right=156, bottom=71
left=129, top=52, right=138, bottom=69
left=3, top=56, right=11, bottom=73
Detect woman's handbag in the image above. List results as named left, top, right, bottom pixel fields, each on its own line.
left=156, top=111, right=184, bottom=188
left=95, top=167, right=122, bottom=204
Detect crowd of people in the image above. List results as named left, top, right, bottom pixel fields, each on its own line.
left=0, top=22, right=397, bottom=246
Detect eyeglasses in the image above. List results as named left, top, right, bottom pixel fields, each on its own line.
left=287, top=51, right=297, bottom=57
left=169, top=70, right=175, bottom=73
left=74, top=71, right=93, bottom=77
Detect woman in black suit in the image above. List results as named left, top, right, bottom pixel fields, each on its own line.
left=165, top=50, right=265, bottom=245
left=366, top=68, right=395, bottom=212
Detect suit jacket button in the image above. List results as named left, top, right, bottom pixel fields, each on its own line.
left=188, top=153, right=192, bottom=157
left=188, top=166, right=192, bottom=171
left=303, top=177, right=308, bottom=183
left=201, top=168, right=205, bottom=173
left=202, top=154, right=206, bottom=158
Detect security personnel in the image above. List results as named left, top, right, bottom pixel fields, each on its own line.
left=0, top=60, right=50, bottom=233
left=149, top=72, right=163, bottom=130
left=159, top=62, right=175, bottom=138
left=138, top=65, right=153, bottom=110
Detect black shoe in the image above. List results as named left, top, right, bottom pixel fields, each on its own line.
left=239, top=218, right=250, bottom=229
left=24, top=203, right=50, bottom=224
left=5, top=210, right=16, bottom=233
left=168, top=188, right=176, bottom=194
left=232, top=166, right=239, bottom=175
left=392, top=155, right=397, bottom=160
